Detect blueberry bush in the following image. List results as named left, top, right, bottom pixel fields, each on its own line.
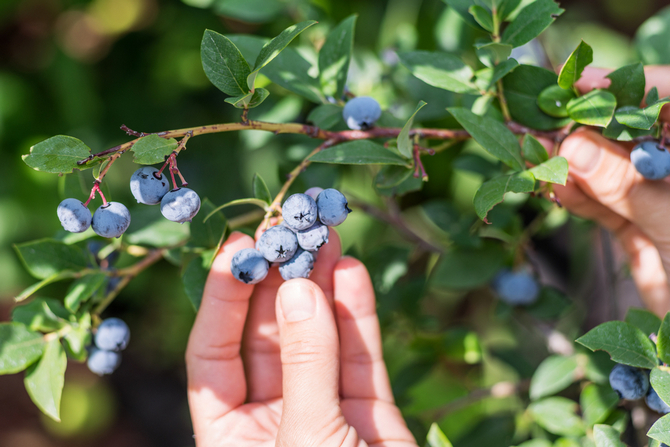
left=4, top=0, right=670, bottom=445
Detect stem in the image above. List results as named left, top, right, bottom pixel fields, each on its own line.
left=84, top=182, right=107, bottom=207
left=497, top=80, right=512, bottom=122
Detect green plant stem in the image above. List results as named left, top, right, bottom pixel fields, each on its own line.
left=497, top=80, right=512, bottom=122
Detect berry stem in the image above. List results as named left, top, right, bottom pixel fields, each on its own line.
left=84, top=182, right=107, bottom=207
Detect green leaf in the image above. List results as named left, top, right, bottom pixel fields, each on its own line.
left=503, top=65, right=572, bottom=130
left=247, top=20, right=316, bottom=91
left=12, top=298, right=69, bottom=333
left=14, top=272, right=78, bottom=303
left=398, top=51, right=479, bottom=94
left=308, top=104, right=343, bottom=129
left=213, top=0, right=284, bottom=23
left=426, top=422, right=454, bottom=447
left=625, top=308, right=662, bottom=336
left=63, top=313, right=91, bottom=362
left=442, top=0, right=487, bottom=29
left=24, top=338, right=66, bottom=422
left=14, top=239, right=89, bottom=280
left=125, top=219, right=190, bottom=247
left=319, top=15, right=356, bottom=98
left=498, top=0, right=522, bottom=20
left=0, top=322, right=46, bottom=374
left=374, top=166, right=423, bottom=197
left=606, top=63, right=645, bottom=108
left=431, top=240, right=506, bottom=289
left=615, top=101, right=669, bottom=130
left=502, top=0, right=564, bottom=48
left=183, top=252, right=212, bottom=311
left=529, top=397, right=585, bottom=436
left=594, top=424, right=626, bottom=447
left=474, top=171, right=536, bottom=221
left=204, top=198, right=269, bottom=224
left=130, top=135, right=178, bottom=165
left=469, top=5, right=493, bottom=32
left=581, top=384, right=620, bottom=426
left=252, top=173, right=272, bottom=205
left=566, top=89, right=617, bottom=127
left=64, top=273, right=107, bottom=313
left=522, top=134, right=549, bottom=165
left=474, top=60, right=520, bottom=92
left=22, top=136, right=92, bottom=174
left=657, top=313, right=670, bottom=364
left=602, top=116, right=655, bottom=141
left=537, top=85, right=576, bottom=118
left=224, top=88, right=270, bottom=109
left=474, top=42, right=513, bottom=68
left=190, top=198, right=228, bottom=249
left=649, top=414, right=670, bottom=445
left=529, top=157, right=569, bottom=185
left=557, top=40, right=593, bottom=90
left=448, top=107, right=525, bottom=171
left=576, top=321, right=658, bottom=369
left=515, top=441, right=552, bottom=447
left=651, top=368, right=670, bottom=409
left=648, top=86, right=660, bottom=105
left=201, top=29, right=251, bottom=97
left=309, top=140, right=409, bottom=166
left=397, top=101, right=427, bottom=158
left=529, top=355, right=579, bottom=400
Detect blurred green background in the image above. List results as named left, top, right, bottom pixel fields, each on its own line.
left=2, top=0, right=670, bottom=445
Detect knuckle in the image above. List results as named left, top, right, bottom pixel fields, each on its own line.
left=281, top=336, right=327, bottom=366
left=186, top=340, right=241, bottom=363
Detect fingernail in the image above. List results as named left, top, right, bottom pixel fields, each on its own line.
left=564, top=138, right=601, bottom=174
left=279, top=281, right=316, bottom=322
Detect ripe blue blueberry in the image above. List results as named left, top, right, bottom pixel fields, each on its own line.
left=230, top=248, right=270, bottom=284
left=646, top=386, right=670, bottom=414
left=160, top=187, right=201, bottom=223
left=492, top=269, right=539, bottom=305
left=91, top=202, right=131, bottom=238
left=296, top=221, right=329, bottom=251
left=256, top=225, right=299, bottom=263
left=57, top=198, right=92, bottom=233
left=609, top=364, right=649, bottom=400
left=316, top=188, right=351, bottom=226
left=630, top=141, right=670, bottom=180
left=282, top=193, right=318, bottom=231
left=304, top=187, right=324, bottom=201
left=279, top=248, right=315, bottom=280
left=87, top=347, right=121, bottom=376
left=342, top=96, right=382, bottom=130
left=95, top=317, right=130, bottom=351
left=130, top=166, right=170, bottom=205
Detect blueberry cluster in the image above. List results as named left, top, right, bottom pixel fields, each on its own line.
left=342, top=96, right=382, bottom=130
left=56, top=166, right=201, bottom=238
left=608, top=363, right=670, bottom=414
left=231, top=188, right=351, bottom=284
left=87, top=318, right=130, bottom=376
left=630, top=141, right=670, bottom=180
left=491, top=268, right=540, bottom=306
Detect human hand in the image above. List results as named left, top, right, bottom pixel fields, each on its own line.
left=554, top=66, right=670, bottom=316
left=185, top=228, right=418, bottom=446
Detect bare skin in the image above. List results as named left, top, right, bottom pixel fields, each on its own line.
left=185, top=227, right=418, bottom=447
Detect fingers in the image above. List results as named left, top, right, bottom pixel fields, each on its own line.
left=556, top=181, right=670, bottom=315
left=275, top=279, right=347, bottom=446
left=334, top=257, right=394, bottom=403
left=242, top=226, right=342, bottom=402
left=186, top=232, right=255, bottom=428
left=341, top=400, right=418, bottom=447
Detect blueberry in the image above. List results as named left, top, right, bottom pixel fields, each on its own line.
left=130, top=166, right=170, bottom=205
left=256, top=225, right=299, bottom=263
left=491, top=269, right=539, bottom=305
left=279, top=248, right=315, bottom=280
left=630, top=141, right=670, bottom=180
left=91, top=202, right=131, bottom=238
left=87, top=347, right=121, bottom=376
left=342, top=96, right=382, bottom=130
left=230, top=248, right=270, bottom=284
left=646, top=386, right=670, bottom=414
left=609, top=364, right=649, bottom=400
left=57, top=198, right=92, bottom=233
left=95, top=318, right=130, bottom=351
left=296, top=221, right=329, bottom=251
left=304, top=187, right=324, bottom=201
left=316, top=188, right=351, bottom=226
left=282, top=193, right=318, bottom=231
left=160, top=188, right=201, bottom=223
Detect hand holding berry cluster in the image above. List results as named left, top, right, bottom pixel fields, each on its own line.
left=231, top=188, right=351, bottom=284
left=86, top=317, right=130, bottom=376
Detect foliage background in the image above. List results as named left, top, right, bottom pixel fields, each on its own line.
left=1, top=0, right=670, bottom=445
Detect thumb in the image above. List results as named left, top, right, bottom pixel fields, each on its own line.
left=275, top=279, right=351, bottom=447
